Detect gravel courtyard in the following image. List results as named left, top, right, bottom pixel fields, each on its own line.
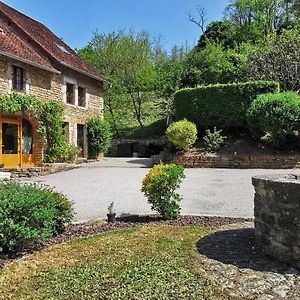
left=25, top=158, right=298, bottom=223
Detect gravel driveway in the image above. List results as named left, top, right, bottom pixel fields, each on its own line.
left=24, top=158, right=299, bottom=223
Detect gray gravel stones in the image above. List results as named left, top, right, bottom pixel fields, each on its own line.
left=197, top=222, right=300, bottom=299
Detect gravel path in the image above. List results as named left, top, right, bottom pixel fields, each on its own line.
left=24, top=158, right=299, bottom=222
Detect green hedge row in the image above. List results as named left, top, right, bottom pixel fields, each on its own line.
left=174, top=81, right=280, bottom=130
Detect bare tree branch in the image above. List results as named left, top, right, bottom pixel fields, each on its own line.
left=189, top=5, right=207, bottom=33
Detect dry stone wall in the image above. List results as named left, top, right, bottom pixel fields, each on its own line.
left=174, top=153, right=300, bottom=169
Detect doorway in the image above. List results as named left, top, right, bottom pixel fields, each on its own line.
left=77, top=124, right=85, bottom=158
left=0, top=115, right=34, bottom=168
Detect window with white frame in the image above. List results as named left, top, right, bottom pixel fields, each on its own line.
left=64, top=77, right=88, bottom=108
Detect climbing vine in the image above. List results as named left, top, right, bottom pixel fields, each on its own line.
left=0, top=93, right=77, bottom=163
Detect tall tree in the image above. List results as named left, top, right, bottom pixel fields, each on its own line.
left=225, top=0, right=297, bottom=35
left=154, top=46, right=186, bottom=115
left=246, top=27, right=300, bottom=91
left=78, top=30, right=156, bottom=133
left=181, top=41, right=257, bottom=87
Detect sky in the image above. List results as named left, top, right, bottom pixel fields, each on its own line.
left=3, top=0, right=228, bottom=52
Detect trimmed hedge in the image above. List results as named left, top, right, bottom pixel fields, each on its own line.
left=174, top=81, right=280, bottom=130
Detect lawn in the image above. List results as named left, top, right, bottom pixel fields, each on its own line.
left=0, top=225, right=224, bottom=300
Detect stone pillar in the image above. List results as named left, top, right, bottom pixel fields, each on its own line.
left=252, top=175, right=300, bottom=269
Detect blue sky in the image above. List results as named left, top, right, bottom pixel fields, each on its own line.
left=3, top=0, right=228, bottom=51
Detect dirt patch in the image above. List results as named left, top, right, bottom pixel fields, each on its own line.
left=194, top=135, right=300, bottom=157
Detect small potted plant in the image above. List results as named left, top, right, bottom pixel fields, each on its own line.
left=107, top=201, right=116, bottom=223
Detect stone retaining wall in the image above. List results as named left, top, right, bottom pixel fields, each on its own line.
left=252, top=175, right=300, bottom=269
left=5, top=163, right=80, bottom=178
left=173, top=153, right=300, bottom=169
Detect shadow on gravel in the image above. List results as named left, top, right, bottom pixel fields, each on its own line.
left=196, top=228, right=298, bottom=274
left=125, top=158, right=153, bottom=168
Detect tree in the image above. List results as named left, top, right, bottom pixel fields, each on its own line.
left=181, top=41, right=257, bottom=87
left=78, top=30, right=187, bottom=137
left=78, top=31, right=127, bottom=136
left=154, top=46, right=186, bottom=115
left=189, top=5, right=207, bottom=33
left=225, top=0, right=297, bottom=35
left=197, top=21, right=238, bottom=49
left=78, top=30, right=157, bottom=133
left=246, top=27, right=300, bottom=91
left=293, top=0, right=300, bottom=17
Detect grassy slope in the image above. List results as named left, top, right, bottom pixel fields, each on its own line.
left=108, top=97, right=168, bottom=139
left=0, top=225, right=223, bottom=300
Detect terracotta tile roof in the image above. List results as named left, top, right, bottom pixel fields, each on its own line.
left=0, top=1, right=105, bottom=82
left=0, top=18, right=58, bottom=72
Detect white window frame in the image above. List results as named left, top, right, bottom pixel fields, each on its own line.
left=63, top=76, right=88, bottom=109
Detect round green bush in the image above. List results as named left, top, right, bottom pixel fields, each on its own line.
left=166, top=120, right=197, bottom=151
left=87, top=117, right=112, bottom=159
left=0, top=181, right=73, bottom=255
left=142, top=164, right=185, bottom=219
left=247, top=92, right=300, bottom=148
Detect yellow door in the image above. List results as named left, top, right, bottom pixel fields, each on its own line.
left=0, top=116, right=22, bottom=169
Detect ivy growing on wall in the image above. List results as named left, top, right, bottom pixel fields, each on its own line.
left=0, top=93, right=77, bottom=163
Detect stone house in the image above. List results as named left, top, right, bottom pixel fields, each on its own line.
left=0, top=1, right=105, bottom=168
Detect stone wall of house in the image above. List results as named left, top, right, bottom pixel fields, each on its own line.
left=252, top=175, right=300, bottom=269
left=0, top=54, right=104, bottom=159
left=0, top=55, right=8, bottom=94
left=60, top=68, right=104, bottom=157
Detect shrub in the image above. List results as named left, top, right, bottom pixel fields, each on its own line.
left=44, top=143, right=78, bottom=163
left=166, top=120, right=197, bottom=151
left=247, top=92, right=300, bottom=148
left=141, top=164, right=185, bottom=219
left=0, top=181, right=73, bottom=255
left=203, top=127, right=227, bottom=152
left=87, top=117, right=112, bottom=159
left=174, top=81, right=280, bottom=130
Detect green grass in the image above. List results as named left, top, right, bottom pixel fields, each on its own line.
left=107, top=97, right=169, bottom=139
left=0, top=225, right=223, bottom=300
